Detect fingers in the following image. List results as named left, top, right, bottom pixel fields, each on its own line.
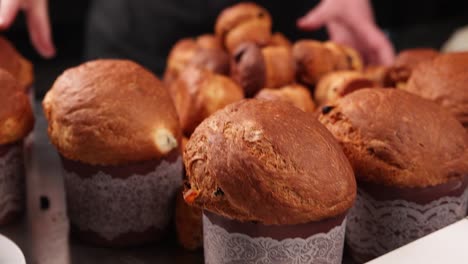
left=25, top=0, right=56, bottom=58
left=353, top=23, right=395, bottom=65
left=327, top=22, right=358, bottom=47
left=373, top=32, right=395, bottom=65
left=297, top=1, right=333, bottom=31
left=0, top=0, right=21, bottom=29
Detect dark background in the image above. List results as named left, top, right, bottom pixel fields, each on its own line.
left=2, top=0, right=468, bottom=99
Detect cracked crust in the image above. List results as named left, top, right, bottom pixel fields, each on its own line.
left=0, top=37, right=34, bottom=90
left=403, top=52, right=468, bottom=129
left=319, top=88, right=468, bottom=188
left=183, top=99, right=356, bottom=225
left=43, top=59, right=182, bottom=165
left=0, top=69, right=34, bottom=145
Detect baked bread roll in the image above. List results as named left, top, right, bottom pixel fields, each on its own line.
left=255, top=84, right=315, bottom=112
left=43, top=59, right=181, bottom=165
left=315, top=71, right=375, bottom=106
left=364, top=48, right=438, bottom=88
left=319, top=88, right=468, bottom=188
left=269, top=32, right=292, bottom=47
left=0, top=37, right=34, bottom=91
left=183, top=99, right=356, bottom=225
left=363, top=65, right=396, bottom=87
left=293, top=40, right=363, bottom=86
left=171, top=67, right=244, bottom=136
left=164, top=35, right=229, bottom=85
left=215, top=2, right=272, bottom=53
left=0, top=69, right=34, bottom=145
left=324, top=41, right=363, bottom=71
left=394, top=48, right=438, bottom=71
left=231, top=42, right=295, bottom=97
left=403, top=52, right=468, bottom=130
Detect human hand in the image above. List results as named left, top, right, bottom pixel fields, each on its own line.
left=0, top=0, right=56, bottom=58
left=297, top=0, right=394, bottom=65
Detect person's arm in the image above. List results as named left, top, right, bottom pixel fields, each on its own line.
left=297, top=0, right=394, bottom=65
left=0, top=0, right=55, bottom=58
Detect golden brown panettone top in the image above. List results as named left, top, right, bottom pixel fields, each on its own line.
left=0, top=37, right=34, bottom=90
left=171, top=67, right=244, bottom=136
left=215, top=2, right=272, bottom=53
left=315, top=71, right=375, bottom=106
left=183, top=99, right=356, bottom=225
left=0, top=69, right=34, bottom=145
left=403, top=52, right=468, bottom=128
left=164, top=36, right=229, bottom=85
left=255, top=84, right=315, bottom=112
left=394, top=48, right=439, bottom=71
left=43, top=59, right=181, bottom=165
left=319, top=89, right=468, bottom=188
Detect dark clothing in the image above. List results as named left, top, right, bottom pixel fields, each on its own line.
left=85, top=0, right=468, bottom=76
left=85, top=0, right=323, bottom=76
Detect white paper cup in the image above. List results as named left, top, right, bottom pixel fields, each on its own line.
left=203, top=211, right=347, bottom=264
left=346, top=177, right=468, bottom=263
left=60, top=152, right=183, bottom=247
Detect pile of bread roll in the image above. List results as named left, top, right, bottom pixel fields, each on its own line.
left=166, top=1, right=468, bottom=257
left=1, top=1, right=467, bottom=263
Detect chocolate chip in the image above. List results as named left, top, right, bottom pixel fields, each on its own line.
left=40, top=196, right=50, bottom=210
left=184, top=181, right=191, bottom=189
left=214, top=187, right=224, bottom=196
left=321, top=105, right=335, bottom=114
left=258, top=12, right=265, bottom=18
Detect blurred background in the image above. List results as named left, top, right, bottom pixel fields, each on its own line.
left=2, top=0, right=468, bottom=98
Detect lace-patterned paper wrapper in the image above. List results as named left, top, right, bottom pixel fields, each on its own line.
left=346, top=183, right=468, bottom=263
left=0, top=142, right=24, bottom=225
left=62, top=155, right=183, bottom=245
left=203, top=213, right=347, bottom=264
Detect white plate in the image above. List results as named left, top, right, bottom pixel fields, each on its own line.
left=367, top=218, right=468, bottom=264
left=0, top=234, right=25, bottom=264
